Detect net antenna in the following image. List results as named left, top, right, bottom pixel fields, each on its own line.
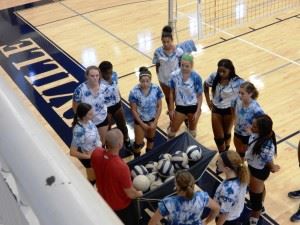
left=196, top=0, right=202, bottom=40
left=168, top=0, right=179, bottom=42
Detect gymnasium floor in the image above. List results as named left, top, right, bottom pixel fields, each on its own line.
left=0, top=0, right=299, bottom=224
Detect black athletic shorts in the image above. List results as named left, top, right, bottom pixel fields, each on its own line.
left=212, top=105, right=232, bottom=116
left=96, top=116, right=109, bottom=128
left=134, top=118, right=155, bottom=125
left=107, top=101, right=122, bottom=115
left=234, top=132, right=250, bottom=145
left=248, top=165, right=270, bottom=181
left=114, top=200, right=139, bottom=225
left=79, top=158, right=91, bottom=168
left=216, top=217, right=240, bottom=225
left=175, top=105, right=197, bottom=115
left=78, top=147, right=91, bottom=168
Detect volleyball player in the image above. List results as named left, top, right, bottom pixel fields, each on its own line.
left=245, top=115, right=280, bottom=225
left=232, top=82, right=264, bottom=159
left=73, top=66, right=108, bottom=144
left=153, top=25, right=183, bottom=109
left=99, top=61, right=131, bottom=150
left=129, top=67, right=163, bottom=157
left=167, top=54, right=203, bottom=139
left=204, top=59, right=243, bottom=153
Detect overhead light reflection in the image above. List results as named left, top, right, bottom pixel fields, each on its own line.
left=81, top=48, right=98, bottom=67
left=235, top=0, right=246, bottom=20
left=137, top=32, right=152, bottom=52
left=188, top=13, right=198, bottom=37
left=248, top=74, right=264, bottom=90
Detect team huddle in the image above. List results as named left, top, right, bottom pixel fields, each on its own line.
left=69, top=25, right=280, bottom=225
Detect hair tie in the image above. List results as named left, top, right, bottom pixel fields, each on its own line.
left=239, top=163, right=243, bottom=168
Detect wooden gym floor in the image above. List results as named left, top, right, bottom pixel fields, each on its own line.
left=0, top=0, right=299, bottom=224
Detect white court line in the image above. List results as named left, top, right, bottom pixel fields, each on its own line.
left=177, top=11, right=300, bottom=66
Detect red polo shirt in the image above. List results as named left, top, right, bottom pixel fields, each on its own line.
left=91, top=147, right=132, bottom=210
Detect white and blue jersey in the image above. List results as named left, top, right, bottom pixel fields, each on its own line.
left=214, top=178, right=247, bottom=221
left=73, top=82, right=108, bottom=125
left=152, top=46, right=184, bottom=85
left=158, top=191, right=209, bottom=225
left=71, top=121, right=101, bottom=152
left=205, top=72, right=244, bottom=109
left=232, top=98, right=264, bottom=136
left=128, top=84, right=163, bottom=122
left=101, top=72, right=121, bottom=107
left=245, top=134, right=275, bottom=170
left=169, top=69, right=203, bottom=106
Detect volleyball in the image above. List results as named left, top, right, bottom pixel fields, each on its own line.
left=133, top=175, right=150, bottom=192
left=186, top=145, right=202, bottom=161
left=131, top=165, right=148, bottom=178
left=171, top=151, right=189, bottom=169
left=146, top=172, right=160, bottom=184
left=150, top=177, right=163, bottom=191
left=158, top=153, right=172, bottom=161
left=145, top=161, right=158, bottom=173
left=157, top=159, right=175, bottom=177
left=164, top=175, right=175, bottom=183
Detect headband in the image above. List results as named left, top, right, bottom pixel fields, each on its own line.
left=139, top=73, right=151, bottom=78
left=181, top=54, right=193, bottom=62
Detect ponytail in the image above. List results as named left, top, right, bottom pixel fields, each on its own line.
left=72, top=112, right=79, bottom=128
left=236, top=163, right=249, bottom=185
left=175, top=170, right=195, bottom=200
left=221, top=151, right=249, bottom=185
left=185, top=185, right=194, bottom=200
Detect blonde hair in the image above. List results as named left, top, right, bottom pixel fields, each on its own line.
left=85, top=65, right=100, bottom=77
left=175, top=170, right=195, bottom=200
left=240, top=81, right=259, bottom=99
left=221, top=151, right=249, bottom=185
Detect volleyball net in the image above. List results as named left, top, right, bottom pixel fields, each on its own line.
left=168, top=0, right=300, bottom=40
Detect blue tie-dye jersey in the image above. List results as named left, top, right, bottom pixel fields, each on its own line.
left=169, top=69, right=203, bottom=106
left=128, top=84, right=163, bottom=122
left=158, top=191, right=209, bottom=225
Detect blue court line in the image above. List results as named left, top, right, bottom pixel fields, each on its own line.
left=277, top=130, right=300, bottom=145
left=203, top=14, right=299, bottom=49
left=258, top=58, right=300, bottom=78
left=276, top=134, right=299, bottom=150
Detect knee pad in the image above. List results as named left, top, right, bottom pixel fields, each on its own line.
left=167, top=127, right=176, bottom=138
left=238, top=151, right=245, bottom=158
left=249, top=191, right=263, bottom=211
left=214, top=137, right=225, bottom=146
left=146, top=137, right=155, bottom=143
left=224, top=133, right=231, bottom=141
left=188, top=129, right=197, bottom=138
left=145, top=148, right=152, bottom=153
left=133, top=142, right=145, bottom=151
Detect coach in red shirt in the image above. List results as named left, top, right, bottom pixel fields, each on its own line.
left=91, top=129, right=142, bottom=225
